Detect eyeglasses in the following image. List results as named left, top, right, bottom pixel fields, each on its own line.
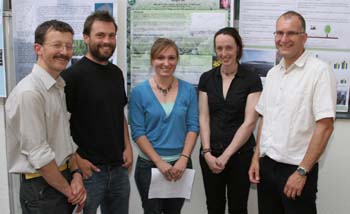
left=44, top=42, right=74, bottom=51
left=273, top=31, right=305, bottom=38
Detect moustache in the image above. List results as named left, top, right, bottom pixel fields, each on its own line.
left=98, top=43, right=115, bottom=49
left=53, top=55, right=70, bottom=61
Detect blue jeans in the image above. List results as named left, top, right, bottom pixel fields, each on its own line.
left=20, top=169, right=74, bottom=214
left=134, top=156, right=192, bottom=214
left=83, top=164, right=130, bottom=214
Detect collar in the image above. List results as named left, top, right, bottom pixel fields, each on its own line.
left=32, top=64, right=65, bottom=90
left=214, top=64, right=245, bottom=78
left=279, top=50, right=309, bottom=71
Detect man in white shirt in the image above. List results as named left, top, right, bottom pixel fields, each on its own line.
left=6, top=20, right=86, bottom=214
left=249, top=11, right=336, bottom=214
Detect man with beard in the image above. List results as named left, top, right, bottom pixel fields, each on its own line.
left=6, top=20, right=86, bottom=213
left=61, top=11, right=132, bottom=214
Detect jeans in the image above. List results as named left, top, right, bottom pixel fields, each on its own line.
left=20, top=169, right=74, bottom=214
left=134, top=156, right=192, bottom=214
left=199, top=150, right=253, bottom=214
left=83, top=164, right=130, bottom=214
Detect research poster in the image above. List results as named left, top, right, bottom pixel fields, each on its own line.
left=239, top=0, right=350, bottom=114
left=129, top=0, right=231, bottom=87
left=12, top=0, right=118, bottom=82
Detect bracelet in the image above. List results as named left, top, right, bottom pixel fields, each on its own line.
left=202, top=148, right=211, bottom=153
left=70, top=168, right=83, bottom=177
left=180, top=154, right=190, bottom=159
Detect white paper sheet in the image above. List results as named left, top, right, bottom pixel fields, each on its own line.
left=148, top=168, right=195, bottom=200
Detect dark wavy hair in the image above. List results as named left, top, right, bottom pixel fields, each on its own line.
left=83, top=10, right=117, bottom=36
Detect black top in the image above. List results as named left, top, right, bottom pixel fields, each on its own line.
left=61, top=57, right=127, bottom=165
left=198, top=64, right=262, bottom=153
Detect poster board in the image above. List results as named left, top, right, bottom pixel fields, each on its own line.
left=238, top=0, right=350, bottom=118
left=12, top=0, right=119, bottom=82
left=128, top=0, right=231, bottom=87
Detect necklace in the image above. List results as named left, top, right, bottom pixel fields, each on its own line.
left=221, top=65, right=237, bottom=79
left=153, top=77, right=174, bottom=96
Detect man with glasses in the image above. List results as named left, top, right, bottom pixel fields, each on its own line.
left=6, top=20, right=86, bottom=213
left=61, top=11, right=132, bottom=214
left=249, top=11, right=336, bottom=214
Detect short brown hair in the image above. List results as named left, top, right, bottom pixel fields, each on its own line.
left=83, top=11, right=117, bottom=36
left=35, top=20, right=74, bottom=45
left=278, top=11, right=306, bottom=32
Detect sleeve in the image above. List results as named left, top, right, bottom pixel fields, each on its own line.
left=249, top=70, right=263, bottom=94
left=186, top=85, right=200, bottom=133
left=61, top=69, right=75, bottom=114
left=120, top=68, right=128, bottom=107
left=312, top=64, right=337, bottom=121
left=19, top=91, right=55, bottom=169
left=129, top=87, right=146, bottom=142
left=198, top=71, right=208, bottom=92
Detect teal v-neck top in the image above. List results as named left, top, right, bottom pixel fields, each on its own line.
left=129, top=79, right=199, bottom=156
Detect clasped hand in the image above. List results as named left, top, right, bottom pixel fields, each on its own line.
left=157, top=158, right=188, bottom=181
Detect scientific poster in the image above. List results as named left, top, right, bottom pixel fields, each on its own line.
left=129, top=0, right=230, bottom=86
left=239, top=0, right=350, bottom=114
left=12, top=0, right=118, bottom=82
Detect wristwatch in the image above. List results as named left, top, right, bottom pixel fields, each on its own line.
left=296, top=167, right=308, bottom=176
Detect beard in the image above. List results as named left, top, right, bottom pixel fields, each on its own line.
left=88, top=42, right=116, bottom=62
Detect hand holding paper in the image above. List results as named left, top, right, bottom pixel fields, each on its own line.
left=148, top=168, right=195, bottom=199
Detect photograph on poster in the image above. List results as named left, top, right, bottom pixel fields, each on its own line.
left=95, top=3, right=113, bottom=15
left=241, top=49, right=275, bottom=84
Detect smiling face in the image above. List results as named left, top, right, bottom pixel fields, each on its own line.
left=35, top=30, right=73, bottom=79
left=215, top=34, right=240, bottom=67
left=151, top=46, right=178, bottom=78
left=275, top=15, right=307, bottom=66
left=84, top=20, right=116, bottom=64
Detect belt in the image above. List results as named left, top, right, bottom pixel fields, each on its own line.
left=24, top=162, right=69, bottom=180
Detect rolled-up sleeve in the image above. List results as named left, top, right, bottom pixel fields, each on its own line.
left=312, top=64, right=337, bottom=121
left=19, top=91, right=55, bottom=169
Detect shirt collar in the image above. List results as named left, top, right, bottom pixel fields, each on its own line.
left=279, top=50, right=309, bottom=71
left=214, top=64, right=245, bottom=78
left=32, top=64, right=66, bottom=90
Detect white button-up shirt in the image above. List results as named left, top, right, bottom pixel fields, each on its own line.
left=256, top=51, right=336, bottom=165
left=6, top=64, right=76, bottom=173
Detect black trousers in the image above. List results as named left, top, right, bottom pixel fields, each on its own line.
left=199, top=150, right=253, bottom=214
left=20, top=169, right=74, bottom=214
left=258, top=156, right=318, bottom=214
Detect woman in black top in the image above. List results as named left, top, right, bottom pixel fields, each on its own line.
left=198, top=27, right=262, bottom=214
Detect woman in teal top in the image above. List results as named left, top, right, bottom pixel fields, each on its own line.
left=129, top=38, right=199, bottom=214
